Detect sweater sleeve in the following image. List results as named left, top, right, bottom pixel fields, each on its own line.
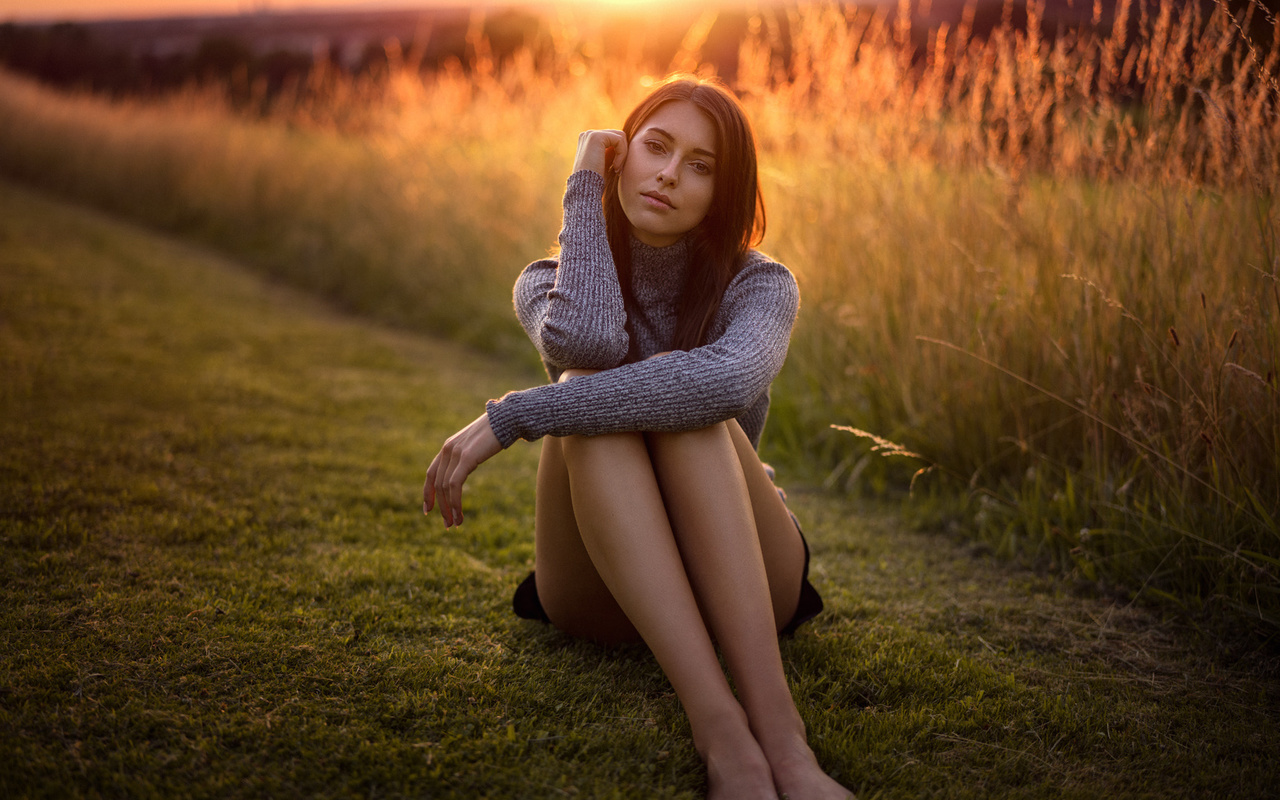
left=513, top=170, right=629, bottom=372
left=486, top=252, right=799, bottom=449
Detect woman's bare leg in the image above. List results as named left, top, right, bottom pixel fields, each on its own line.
left=532, top=434, right=637, bottom=644
left=539, top=430, right=777, bottom=799
left=648, top=422, right=851, bottom=799
left=531, top=372, right=849, bottom=797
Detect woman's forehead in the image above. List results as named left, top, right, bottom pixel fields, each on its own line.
left=636, top=101, right=717, bottom=156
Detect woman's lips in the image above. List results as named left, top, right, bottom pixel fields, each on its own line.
left=641, top=191, right=674, bottom=209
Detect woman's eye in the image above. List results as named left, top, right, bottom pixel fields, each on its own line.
left=646, top=140, right=665, bottom=154
left=691, top=162, right=711, bottom=175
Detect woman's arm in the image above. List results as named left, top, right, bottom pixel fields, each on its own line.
left=424, top=130, right=635, bottom=528
left=489, top=254, right=799, bottom=449
left=516, top=134, right=634, bottom=371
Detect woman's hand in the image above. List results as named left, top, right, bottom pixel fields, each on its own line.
left=423, top=413, right=502, bottom=528
left=574, top=129, right=628, bottom=176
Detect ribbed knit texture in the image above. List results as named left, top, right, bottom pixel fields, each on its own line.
left=485, top=169, right=799, bottom=450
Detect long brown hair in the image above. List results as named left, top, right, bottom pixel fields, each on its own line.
left=603, top=75, right=767, bottom=355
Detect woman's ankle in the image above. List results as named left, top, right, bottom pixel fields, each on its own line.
left=690, top=705, right=753, bottom=758
left=746, top=701, right=809, bottom=757
left=695, top=711, right=777, bottom=800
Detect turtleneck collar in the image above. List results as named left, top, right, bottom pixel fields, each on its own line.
left=629, top=234, right=690, bottom=291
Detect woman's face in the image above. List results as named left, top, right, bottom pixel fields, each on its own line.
left=619, top=100, right=718, bottom=248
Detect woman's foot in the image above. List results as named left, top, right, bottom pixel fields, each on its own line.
left=758, top=729, right=854, bottom=800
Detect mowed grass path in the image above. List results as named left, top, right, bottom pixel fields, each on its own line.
left=1, top=179, right=1276, bottom=799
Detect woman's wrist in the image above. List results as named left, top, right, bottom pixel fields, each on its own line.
left=484, top=398, right=520, bottom=450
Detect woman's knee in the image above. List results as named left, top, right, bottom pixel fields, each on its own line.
left=558, top=367, right=603, bottom=383
left=645, top=421, right=733, bottom=453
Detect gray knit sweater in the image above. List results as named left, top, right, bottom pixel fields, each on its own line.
left=484, top=170, right=799, bottom=450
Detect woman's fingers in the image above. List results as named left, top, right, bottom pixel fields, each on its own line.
left=425, top=434, right=462, bottom=526
left=423, top=454, right=439, bottom=515
left=424, top=413, right=502, bottom=528
left=440, top=443, right=467, bottom=527
left=609, top=134, right=628, bottom=174
left=433, top=440, right=461, bottom=527
left=574, top=129, right=627, bottom=176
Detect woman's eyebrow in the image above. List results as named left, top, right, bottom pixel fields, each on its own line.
left=646, top=126, right=717, bottom=159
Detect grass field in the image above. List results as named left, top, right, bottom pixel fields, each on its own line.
left=2, top=178, right=1279, bottom=797
left=1, top=0, right=1277, bottom=630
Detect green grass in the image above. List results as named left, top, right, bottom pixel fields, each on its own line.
left=2, top=182, right=1279, bottom=798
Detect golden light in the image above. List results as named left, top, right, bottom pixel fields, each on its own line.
left=0, top=0, right=694, bottom=23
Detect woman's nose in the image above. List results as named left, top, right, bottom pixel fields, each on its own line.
left=658, top=158, right=679, bottom=185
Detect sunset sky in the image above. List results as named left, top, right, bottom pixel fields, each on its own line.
left=0, top=0, right=883, bottom=24
left=0, top=0, right=559, bottom=23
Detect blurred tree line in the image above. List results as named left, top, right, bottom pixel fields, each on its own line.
left=2, top=1, right=1276, bottom=102
left=0, top=9, right=733, bottom=102
left=0, top=21, right=313, bottom=97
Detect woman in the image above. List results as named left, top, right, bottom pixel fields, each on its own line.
left=424, top=75, right=851, bottom=800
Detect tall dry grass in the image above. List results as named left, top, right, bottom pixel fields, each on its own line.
left=743, top=0, right=1279, bottom=628
left=1, top=0, right=1276, bottom=629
